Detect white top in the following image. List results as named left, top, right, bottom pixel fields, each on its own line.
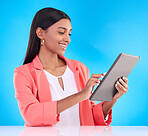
left=43, top=65, right=80, bottom=126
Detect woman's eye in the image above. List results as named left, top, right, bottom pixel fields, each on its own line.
left=58, top=32, right=64, bottom=34
left=58, top=32, right=72, bottom=36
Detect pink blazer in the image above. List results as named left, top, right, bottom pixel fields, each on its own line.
left=13, top=55, right=112, bottom=127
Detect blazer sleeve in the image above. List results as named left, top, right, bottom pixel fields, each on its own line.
left=86, top=67, right=112, bottom=126
left=13, top=68, right=60, bottom=127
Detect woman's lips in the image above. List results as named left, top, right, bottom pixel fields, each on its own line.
left=59, top=43, right=67, bottom=50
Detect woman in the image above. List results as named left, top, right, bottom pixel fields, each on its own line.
left=13, top=7, right=129, bottom=127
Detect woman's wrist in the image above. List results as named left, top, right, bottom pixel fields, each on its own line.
left=77, top=91, right=86, bottom=102
left=102, top=98, right=117, bottom=117
left=112, top=97, right=118, bottom=102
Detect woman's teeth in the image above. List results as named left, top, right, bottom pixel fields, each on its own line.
left=59, top=44, right=67, bottom=47
left=59, top=44, right=67, bottom=50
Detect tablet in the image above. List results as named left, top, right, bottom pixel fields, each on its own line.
left=89, top=53, right=140, bottom=102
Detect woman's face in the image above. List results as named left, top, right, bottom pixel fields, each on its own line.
left=40, top=19, right=72, bottom=56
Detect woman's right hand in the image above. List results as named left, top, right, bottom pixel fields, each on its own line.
left=80, top=73, right=106, bottom=101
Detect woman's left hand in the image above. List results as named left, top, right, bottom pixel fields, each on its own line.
left=113, top=76, right=129, bottom=100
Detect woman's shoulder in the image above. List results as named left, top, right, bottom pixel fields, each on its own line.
left=69, top=59, right=90, bottom=80
left=71, top=59, right=87, bottom=68
left=13, top=62, right=35, bottom=84
left=14, top=62, right=33, bottom=75
left=68, top=58, right=89, bottom=74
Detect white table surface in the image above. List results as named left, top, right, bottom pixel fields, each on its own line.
left=0, top=126, right=147, bottom=136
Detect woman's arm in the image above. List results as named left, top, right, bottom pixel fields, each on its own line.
left=102, top=99, right=117, bottom=118
left=57, top=91, right=84, bottom=114
left=14, top=68, right=59, bottom=126
left=102, top=76, right=129, bottom=118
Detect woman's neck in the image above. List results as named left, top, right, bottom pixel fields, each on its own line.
left=38, top=51, right=64, bottom=71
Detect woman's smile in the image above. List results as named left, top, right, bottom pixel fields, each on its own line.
left=59, top=43, right=67, bottom=50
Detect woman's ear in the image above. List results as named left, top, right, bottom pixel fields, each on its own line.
left=36, top=27, right=45, bottom=39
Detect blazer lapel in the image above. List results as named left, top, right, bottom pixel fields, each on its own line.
left=32, top=55, right=52, bottom=102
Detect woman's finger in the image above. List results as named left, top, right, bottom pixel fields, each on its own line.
left=115, top=84, right=124, bottom=95
left=116, top=81, right=127, bottom=93
left=122, top=76, right=128, bottom=84
left=118, top=78, right=129, bottom=90
left=88, top=78, right=100, bottom=85
left=91, top=74, right=103, bottom=78
left=101, top=72, right=106, bottom=76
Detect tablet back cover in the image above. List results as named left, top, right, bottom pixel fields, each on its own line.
left=89, top=53, right=140, bottom=101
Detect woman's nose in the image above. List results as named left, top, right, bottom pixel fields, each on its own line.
left=63, top=34, right=71, bottom=44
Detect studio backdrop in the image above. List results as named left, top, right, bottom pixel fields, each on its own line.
left=0, top=0, right=148, bottom=126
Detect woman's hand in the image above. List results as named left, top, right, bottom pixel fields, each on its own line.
left=80, top=73, right=105, bottom=101
left=113, top=76, right=129, bottom=100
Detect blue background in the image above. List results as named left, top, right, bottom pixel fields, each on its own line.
left=0, top=0, right=148, bottom=126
